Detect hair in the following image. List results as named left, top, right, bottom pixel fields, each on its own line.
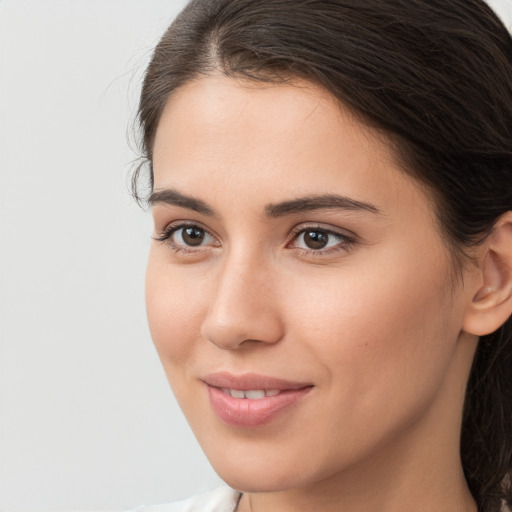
left=134, top=1, right=512, bottom=510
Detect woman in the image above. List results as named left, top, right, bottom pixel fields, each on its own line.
left=133, top=1, right=512, bottom=511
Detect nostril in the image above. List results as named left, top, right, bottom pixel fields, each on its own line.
left=201, top=307, right=284, bottom=350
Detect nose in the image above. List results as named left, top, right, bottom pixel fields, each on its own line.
left=200, top=254, right=285, bottom=350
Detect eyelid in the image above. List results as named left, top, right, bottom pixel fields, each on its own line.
left=289, top=222, right=357, bottom=241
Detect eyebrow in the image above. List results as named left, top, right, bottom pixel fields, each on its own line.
left=148, top=188, right=215, bottom=216
left=148, top=188, right=381, bottom=218
left=265, top=194, right=381, bottom=217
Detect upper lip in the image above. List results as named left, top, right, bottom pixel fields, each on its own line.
left=202, top=372, right=312, bottom=390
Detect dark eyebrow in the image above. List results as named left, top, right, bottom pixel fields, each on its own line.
left=265, top=194, right=381, bottom=217
left=148, top=188, right=216, bottom=216
left=148, top=189, right=380, bottom=218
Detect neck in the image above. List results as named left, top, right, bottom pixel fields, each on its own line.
left=239, top=438, right=476, bottom=512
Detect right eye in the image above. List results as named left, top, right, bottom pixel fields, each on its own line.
left=172, top=226, right=211, bottom=247
left=155, top=223, right=218, bottom=250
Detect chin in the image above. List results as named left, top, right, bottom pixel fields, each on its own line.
left=218, top=467, right=308, bottom=494
left=204, top=444, right=327, bottom=494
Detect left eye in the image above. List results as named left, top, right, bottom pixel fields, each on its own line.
left=292, top=228, right=347, bottom=251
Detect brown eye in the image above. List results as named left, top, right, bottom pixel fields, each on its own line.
left=164, top=224, right=217, bottom=248
left=181, top=226, right=206, bottom=246
left=302, top=230, right=329, bottom=249
left=291, top=227, right=353, bottom=254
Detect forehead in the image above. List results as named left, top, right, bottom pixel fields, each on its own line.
left=152, top=75, right=433, bottom=220
left=153, top=75, right=387, bottom=162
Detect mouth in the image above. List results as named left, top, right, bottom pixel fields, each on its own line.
left=203, top=372, right=313, bottom=427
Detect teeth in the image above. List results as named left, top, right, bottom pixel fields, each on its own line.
left=245, top=390, right=265, bottom=399
left=222, top=388, right=282, bottom=399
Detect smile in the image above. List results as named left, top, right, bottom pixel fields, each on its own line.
left=203, top=373, right=313, bottom=427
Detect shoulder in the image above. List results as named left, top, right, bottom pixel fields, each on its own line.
left=133, top=487, right=242, bottom=512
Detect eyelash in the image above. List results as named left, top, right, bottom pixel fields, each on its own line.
left=154, top=222, right=356, bottom=257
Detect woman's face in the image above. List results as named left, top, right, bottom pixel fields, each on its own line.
left=146, top=76, right=477, bottom=493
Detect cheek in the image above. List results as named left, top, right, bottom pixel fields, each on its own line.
left=285, top=250, right=458, bottom=406
left=145, top=252, right=209, bottom=367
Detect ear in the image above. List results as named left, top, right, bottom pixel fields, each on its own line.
left=462, top=212, right=512, bottom=336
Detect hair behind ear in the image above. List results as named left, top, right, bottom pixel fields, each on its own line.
left=462, top=317, right=512, bottom=511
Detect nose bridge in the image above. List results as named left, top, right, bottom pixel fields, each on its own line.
left=201, top=246, right=283, bottom=349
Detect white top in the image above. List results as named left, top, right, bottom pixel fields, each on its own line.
left=135, top=487, right=242, bottom=512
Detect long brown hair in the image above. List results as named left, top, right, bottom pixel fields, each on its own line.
left=134, top=1, right=512, bottom=510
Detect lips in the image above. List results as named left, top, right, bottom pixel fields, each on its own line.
left=203, top=372, right=313, bottom=427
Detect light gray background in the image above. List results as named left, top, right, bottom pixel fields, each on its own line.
left=0, top=1, right=511, bottom=511
left=0, top=1, right=222, bottom=511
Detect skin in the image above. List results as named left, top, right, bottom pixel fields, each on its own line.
left=146, top=75, right=482, bottom=512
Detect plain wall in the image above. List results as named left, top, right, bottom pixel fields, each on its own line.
left=0, top=1, right=222, bottom=511
left=0, top=0, right=511, bottom=511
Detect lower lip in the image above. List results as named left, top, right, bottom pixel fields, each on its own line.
left=207, top=385, right=312, bottom=427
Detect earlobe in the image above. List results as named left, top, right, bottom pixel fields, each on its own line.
left=462, top=213, right=512, bottom=337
